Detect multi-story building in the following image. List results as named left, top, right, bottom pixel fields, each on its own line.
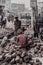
left=0, top=0, right=6, bottom=6
left=0, top=0, right=5, bottom=15
left=38, top=2, right=43, bottom=16
left=0, top=0, right=11, bottom=15
left=10, top=3, right=25, bottom=13
left=5, top=0, right=11, bottom=11
left=30, top=0, right=38, bottom=29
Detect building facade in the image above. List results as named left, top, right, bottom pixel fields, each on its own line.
left=0, top=0, right=6, bottom=15
left=0, top=0, right=6, bottom=6
left=5, top=0, right=11, bottom=11
left=0, top=0, right=11, bottom=15
left=38, top=2, right=43, bottom=16
left=10, top=3, right=25, bottom=13
left=30, top=0, right=38, bottom=29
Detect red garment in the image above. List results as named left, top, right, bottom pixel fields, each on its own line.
left=17, top=34, right=28, bottom=47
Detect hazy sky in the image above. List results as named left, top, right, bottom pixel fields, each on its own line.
left=11, top=0, right=43, bottom=9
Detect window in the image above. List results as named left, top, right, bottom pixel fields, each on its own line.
left=31, top=0, right=36, bottom=2
left=0, top=0, right=1, bottom=3
left=2, top=0, right=5, bottom=4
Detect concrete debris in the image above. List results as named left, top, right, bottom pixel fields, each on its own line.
left=0, top=40, right=42, bottom=65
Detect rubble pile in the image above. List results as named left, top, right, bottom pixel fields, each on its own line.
left=0, top=39, right=42, bottom=65
left=0, top=28, right=14, bottom=39
left=28, top=43, right=43, bottom=57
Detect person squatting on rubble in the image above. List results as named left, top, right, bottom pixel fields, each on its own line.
left=14, top=16, right=21, bottom=35
left=1, top=34, right=8, bottom=47
left=17, top=30, right=28, bottom=48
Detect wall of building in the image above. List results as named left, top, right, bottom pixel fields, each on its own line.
left=5, top=0, right=11, bottom=11
left=10, top=3, right=25, bottom=13
left=0, top=0, right=6, bottom=6
left=38, top=2, right=43, bottom=16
